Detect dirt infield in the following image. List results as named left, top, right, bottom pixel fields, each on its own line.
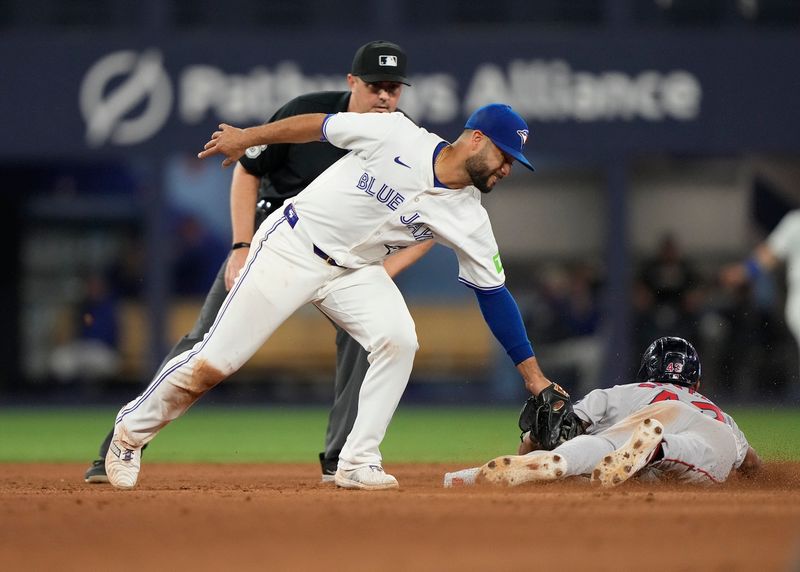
left=2, top=462, right=800, bottom=572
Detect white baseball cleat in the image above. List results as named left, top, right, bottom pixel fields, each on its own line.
left=105, top=435, right=142, bottom=490
left=476, top=451, right=567, bottom=486
left=591, top=418, right=664, bottom=488
left=334, top=465, right=399, bottom=490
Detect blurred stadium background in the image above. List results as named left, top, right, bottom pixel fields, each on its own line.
left=1, top=0, right=800, bottom=424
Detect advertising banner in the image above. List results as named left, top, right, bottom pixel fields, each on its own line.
left=2, top=32, right=799, bottom=159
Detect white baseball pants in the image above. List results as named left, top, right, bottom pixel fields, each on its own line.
left=114, top=206, right=418, bottom=470
left=555, top=400, right=739, bottom=484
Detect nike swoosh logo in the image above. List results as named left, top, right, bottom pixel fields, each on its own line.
left=394, top=156, right=411, bottom=169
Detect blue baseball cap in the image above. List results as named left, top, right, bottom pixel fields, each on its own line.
left=464, top=103, right=534, bottom=171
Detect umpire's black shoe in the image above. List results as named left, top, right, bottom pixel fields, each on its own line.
left=319, top=452, right=338, bottom=484
left=83, top=458, right=109, bottom=484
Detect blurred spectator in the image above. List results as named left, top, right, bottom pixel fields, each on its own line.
left=634, top=233, right=703, bottom=353
left=562, top=263, right=602, bottom=337
left=164, top=153, right=232, bottom=297
left=497, top=262, right=604, bottom=399
left=535, top=262, right=604, bottom=396
left=110, top=234, right=147, bottom=299
left=171, top=212, right=229, bottom=296
left=710, top=276, right=786, bottom=400
left=165, top=153, right=232, bottom=239
left=50, top=272, right=120, bottom=383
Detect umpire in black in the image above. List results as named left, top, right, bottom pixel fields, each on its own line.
left=84, top=40, right=431, bottom=483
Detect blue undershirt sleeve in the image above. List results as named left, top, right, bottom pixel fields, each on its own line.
left=473, top=286, right=534, bottom=365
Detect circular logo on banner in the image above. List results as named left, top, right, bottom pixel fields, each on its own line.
left=80, top=49, right=173, bottom=147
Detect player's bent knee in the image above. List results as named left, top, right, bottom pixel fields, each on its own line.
left=388, top=334, right=419, bottom=357
left=371, top=330, right=418, bottom=359
left=176, top=353, right=235, bottom=394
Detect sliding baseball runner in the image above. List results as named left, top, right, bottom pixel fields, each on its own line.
left=447, top=337, right=761, bottom=487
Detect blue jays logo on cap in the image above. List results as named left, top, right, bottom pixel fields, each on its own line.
left=465, top=104, right=535, bottom=171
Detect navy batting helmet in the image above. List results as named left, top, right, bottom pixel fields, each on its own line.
left=636, top=336, right=701, bottom=389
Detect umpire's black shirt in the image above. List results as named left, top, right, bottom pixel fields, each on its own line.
left=238, top=91, right=351, bottom=217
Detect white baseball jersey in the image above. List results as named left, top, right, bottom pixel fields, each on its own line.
left=767, top=210, right=800, bottom=286
left=767, top=210, right=800, bottom=338
left=113, top=110, right=514, bottom=475
left=292, top=111, right=505, bottom=291
left=574, top=382, right=750, bottom=469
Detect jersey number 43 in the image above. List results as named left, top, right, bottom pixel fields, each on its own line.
left=640, top=384, right=725, bottom=422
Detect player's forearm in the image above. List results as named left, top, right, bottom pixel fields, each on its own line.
left=516, top=357, right=552, bottom=395
left=742, top=244, right=779, bottom=281
left=230, top=164, right=260, bottom=244
left=199, top=114, right=327, bottom=166
left=518, top=431, right=543, bottom=455
left=737, top=446, right=762, bottom=477
left=383, top=241, right=435, bottom=278
left=722, top=243, right=779, bottom=286
left=473, top=285, right=553, bottom=394
left=242, top=113, right=327, bottom=147
left=753, top=243, right=779, bottom=272
left=473, top=286, right=534, bottom=364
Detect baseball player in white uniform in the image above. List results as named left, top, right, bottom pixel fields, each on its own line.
left=105, top=103, right=560, bottom=491
left=721, top=209, right=800, bottom=384
left=446, top=337, right=761, bottom=488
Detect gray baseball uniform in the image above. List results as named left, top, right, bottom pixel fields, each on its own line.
left=565, top=382, right=748, bottom=483
left=446, top=381, right=749, bottom=487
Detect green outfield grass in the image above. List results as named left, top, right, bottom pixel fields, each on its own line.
left=0, top=406, right=798, bottom=463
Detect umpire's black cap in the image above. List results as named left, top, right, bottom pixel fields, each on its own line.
left=351, top=40, right=411, bottom=86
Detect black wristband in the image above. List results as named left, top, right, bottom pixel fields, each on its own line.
left=231, top=242, right=251, bottom=250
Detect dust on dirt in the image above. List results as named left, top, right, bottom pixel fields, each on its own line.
left=1, top=462, right=799, bottom=572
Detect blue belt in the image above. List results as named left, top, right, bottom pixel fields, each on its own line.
left=283, top=204, right=344, bottom=268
